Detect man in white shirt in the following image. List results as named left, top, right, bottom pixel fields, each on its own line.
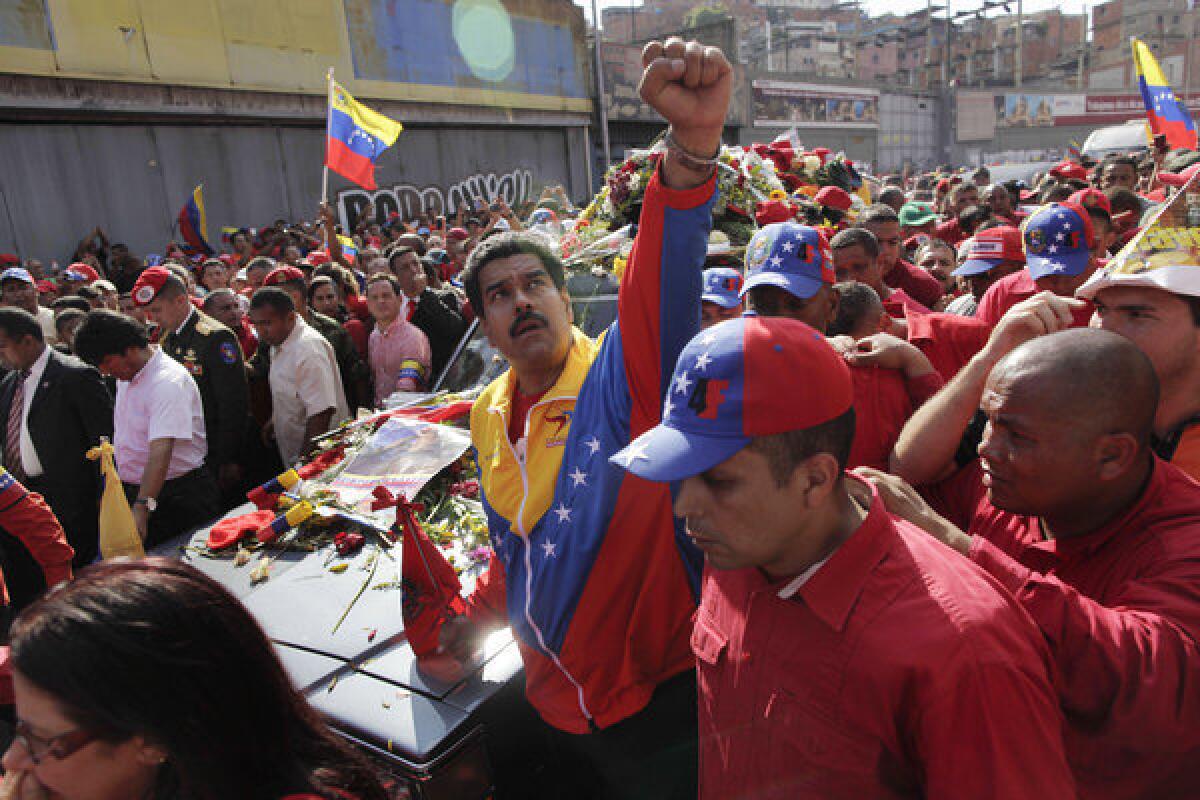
left=73, top=310, right=219, bottom=546
left=247, top=288, right=348, bottom=466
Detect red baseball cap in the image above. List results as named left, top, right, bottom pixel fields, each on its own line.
left=1049, top=161, right=1089, bottom=182
left=307, top=251, right=331, bottom=267
left=953, top=226, right=1024, bottom=277
left=814, top=186, right=853, bottom=212
left=1158, top=163, right=1200, bottom=188
left=446, top=227, right=469, bottom=241
left=65, top=262, right=100, bottom=282
left=610, top=315, right=853, bottom=482
left=1069, top=188, right=1112, bottom=214
left=263, top=266, right=306, bottom=287
left=131, top=266, right=172, bottom=307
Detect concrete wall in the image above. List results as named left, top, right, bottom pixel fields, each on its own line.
left=0, top=122, right=588, bottom=262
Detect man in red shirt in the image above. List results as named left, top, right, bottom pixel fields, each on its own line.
left=983, top=183, right=1026, bottom=226
left=876, top=322, right=1200, bottom=798
left=610, top=315, right=1074, bottom=800
left=934, top=182, right=980, bottom=245
left=830, top=228, right=929, bottom=317
left=860, top=204, right=945, bottom=308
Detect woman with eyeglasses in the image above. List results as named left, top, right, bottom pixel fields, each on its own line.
left=0, top=558, right=386, bottom=800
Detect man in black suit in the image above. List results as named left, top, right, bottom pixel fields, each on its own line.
left=0, top=307, right=113, bottom=589
left=387, top=245, right=467, bottom=380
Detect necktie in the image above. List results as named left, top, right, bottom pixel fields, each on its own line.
left=5, top=370, right=28, bottom=483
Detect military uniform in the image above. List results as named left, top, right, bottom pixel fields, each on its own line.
left=251, top=310, right=371, bottom=412
left=160, top=308, right=250, bottom=475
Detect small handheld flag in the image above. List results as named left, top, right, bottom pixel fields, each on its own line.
left=177, top=184, right=214, bottom=257
left=1132, top=37, right=1197, bottom=151
left=86, top=438, right=144, bottom=560
left=325, top=79, right=404, bottom=191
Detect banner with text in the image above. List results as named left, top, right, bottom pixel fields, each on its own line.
left=752, top=80, right=879, bottom=128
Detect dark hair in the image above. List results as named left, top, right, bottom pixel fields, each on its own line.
left=75, top=285, right=100, bottom=302
left=72, top=309, right=149, bottom=366
left=385, top=246, right=415, bottom=273
left=54, top=307, right=85, bottom=334
left=201, top=288, right=236, bottom=311
left=957, top=204, right=992, bottom=234
left=460, top=231, right=565, bottom=319
left=830, top=227, right=880, bottom=260
left=1040, top=183, right=1073, bottom=203
left=245, top=256, right=275, bottom=274
left=11, top=559, right=386, bottom=800
left=249, top=287, right=295, bottom=316
left=877, top=186, right=906, bottom=207
left=1105, top=187, right=1143, bottom=217
left=158, top=274, right=188, bottom=300
left=365, top=272, right=403, bottom=295
left=307, top=276, right=338, bottom=303
left=859, top=204, right=899, bottom=227
left=0, top=307, right=43, bottom=342
left=749, top=408, right=857, bottom=487
left=1086, top=206, right=1113, bottom=236
left=828, top=282, right=882, bottom=337
left=52, top=295, right=92, bottom=314
left=1103, top=155, right=1139, bottom=173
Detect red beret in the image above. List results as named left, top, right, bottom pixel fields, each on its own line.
left=446, top=227, right=469, bottom=241
left=131, top=266, right=172, bottom=307
left=66, top=262, right=100, bottom=282
left=263, top=266, right=306, bottom=287
left=814, top=186, right=853, bottom=212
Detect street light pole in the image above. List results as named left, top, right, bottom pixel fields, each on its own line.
left=590, top=0, right=611, bottom=172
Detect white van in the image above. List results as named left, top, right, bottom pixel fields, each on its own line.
left=1082, top=120, right=1151, bottom=160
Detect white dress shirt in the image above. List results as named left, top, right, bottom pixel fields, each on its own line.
left=16, top=345, right=50, bottom=478
left=269, top=317, right=348, bottom=466
left=36, top=306, right=57, bottom=345
left=113, top=347, right=208, bottom=484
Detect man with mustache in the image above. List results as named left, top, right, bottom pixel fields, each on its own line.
left=608, top=314, right=1073, bottom=798
left=440, top=37, right=730, bottom=799
left=866, top=321, right=1200, bottom=798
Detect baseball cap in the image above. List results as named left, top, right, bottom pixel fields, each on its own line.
left=65, top=262, right=100, bottom=282
left=1069, top=188, right=1112, bottom=214
left=424, top=248, right=450, bottom=265
left=131, top=266, right=172, bottom=306
left=530, top=208, right=559, bottom=225
left=814, top=186, right=853, bottom=212
left=898, top=202, right=939, bottom=227
left=1049, top=161, right=1089, bottom=182
left=446, top=227, right=469, bottom=242
left=740, top=222, right=834, bottom=301
left=417, top=226, right=431, bottom=236
left=263, top=266, right=306, bottom=287
left=609, top=315, right=853, bottom=482
left=1022, top=203, right=1095, bottom=281
left=953, top=226, right=1024, bottom=277
left=0, top=268, right=33, bottom=285
left=1158, top=163, right=1200, bottom=188
left=702, top=268, right=744, bottom=309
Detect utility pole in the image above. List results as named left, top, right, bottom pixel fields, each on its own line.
left=1077, top=4, right=1087, bottom=91
left=942, top=0, right=951, bottom=86
left=1015, top=0, right=1023, bottom=88
left=590, top=0, right=611, bottom=172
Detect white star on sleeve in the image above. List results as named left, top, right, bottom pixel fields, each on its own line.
left=694, top=351, right=713, bottom=372
left=569, top=467, right=588, bottom=487
left=553, top=504, right=572, bottom=523
left=698, top=330, right=719, bottom=346
left=583, top=436, right=601, bottom=456
left=674, top=371, right=693, bottom=395
left=542, top=541, right=557, bottom=558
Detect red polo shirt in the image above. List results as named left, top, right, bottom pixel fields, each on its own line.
left=904, top=310, right=992, bottom=381
left=975, top=270, right=1095, bottom=328
left=693, top=476, right=1074, bottom=799
left=881, top=286, right=929, bottom=319
left=929, top=459, right=1200, bottom=799
left=883, top=258, right=944, bottom=310
left=848, top=367, right=943, bottom=471
left=935, top=217, right=967, bottom=246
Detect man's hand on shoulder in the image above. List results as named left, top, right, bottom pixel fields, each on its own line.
left=844, top=333, right=935, bottom=380
left=638, top=37, right=732, bottom=189
left=854, top=467, right=972, bottom=556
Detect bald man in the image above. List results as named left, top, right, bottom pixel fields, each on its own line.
left=865, top=322, right=1200, bottom=799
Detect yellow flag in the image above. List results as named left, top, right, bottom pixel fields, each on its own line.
left=87, top=438, right=144, bottom=560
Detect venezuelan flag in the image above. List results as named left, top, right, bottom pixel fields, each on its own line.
left=325, top=233, right=359, bottom=266
left=177, top=184, right=214, bottom=256
left=1132, top=37, right=1197, bottom=151
left=325, top=81, right=403, bottom=190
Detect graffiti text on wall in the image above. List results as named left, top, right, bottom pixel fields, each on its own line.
left=336, top=168, right=535, bottom=228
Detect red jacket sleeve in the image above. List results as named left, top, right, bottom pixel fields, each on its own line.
left=0, top=472, right=73, bottom=597
left=464, top=552, right=508, bottom=629
left=969, top=536, right=1200, bottom=752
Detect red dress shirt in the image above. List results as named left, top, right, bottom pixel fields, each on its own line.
left=975, top=270, right=1095, bottom=328
left=883, top=258, right=945, bottom=310
left=235, top=317, right=258, bottom=360
left=929, top=459, right=1200, bottom=799
left=694, top=477, right=1074, bottom=800
left=848, top=367, right=943, bottom=471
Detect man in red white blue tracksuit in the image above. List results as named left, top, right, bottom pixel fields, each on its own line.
left=441, top=38, right=733, bottom=799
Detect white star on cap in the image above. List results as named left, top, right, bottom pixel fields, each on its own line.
left=1063, top=222, right=1072, bottom=230
left=781, top=241, right=794, bottom=252
left=1048, top=244, right=1058, bottom=254
left=1056, top=232, right=1065, bottom=242
left=662, top=397, right=674, bottom=418
left=674, top=371, right=693, bottom=395
left=569, top=467, right=588, bottom=487
left=553, top=504, right=572, bottom=523
left=694, top=351, right=713, bottom=372
left=698, top=329, right=719, bottom=346
left=623, top=441, right=650, bottom=463
left=769, top=255, right=783, bottom=267
left=583, top=436, right=601, bottom=456
left=542, top=541, right=557, bottom=558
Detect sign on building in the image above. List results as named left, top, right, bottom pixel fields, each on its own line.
left=752, top=80, right=879, bottom=128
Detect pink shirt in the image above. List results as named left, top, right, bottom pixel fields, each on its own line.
left=368, top=315, right=431, bottom=406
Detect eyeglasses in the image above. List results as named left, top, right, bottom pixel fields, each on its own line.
left=11, top=720, right=100, bottom=764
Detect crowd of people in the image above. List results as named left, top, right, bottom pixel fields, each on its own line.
left=0, top=35, right=1195, bottom=800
